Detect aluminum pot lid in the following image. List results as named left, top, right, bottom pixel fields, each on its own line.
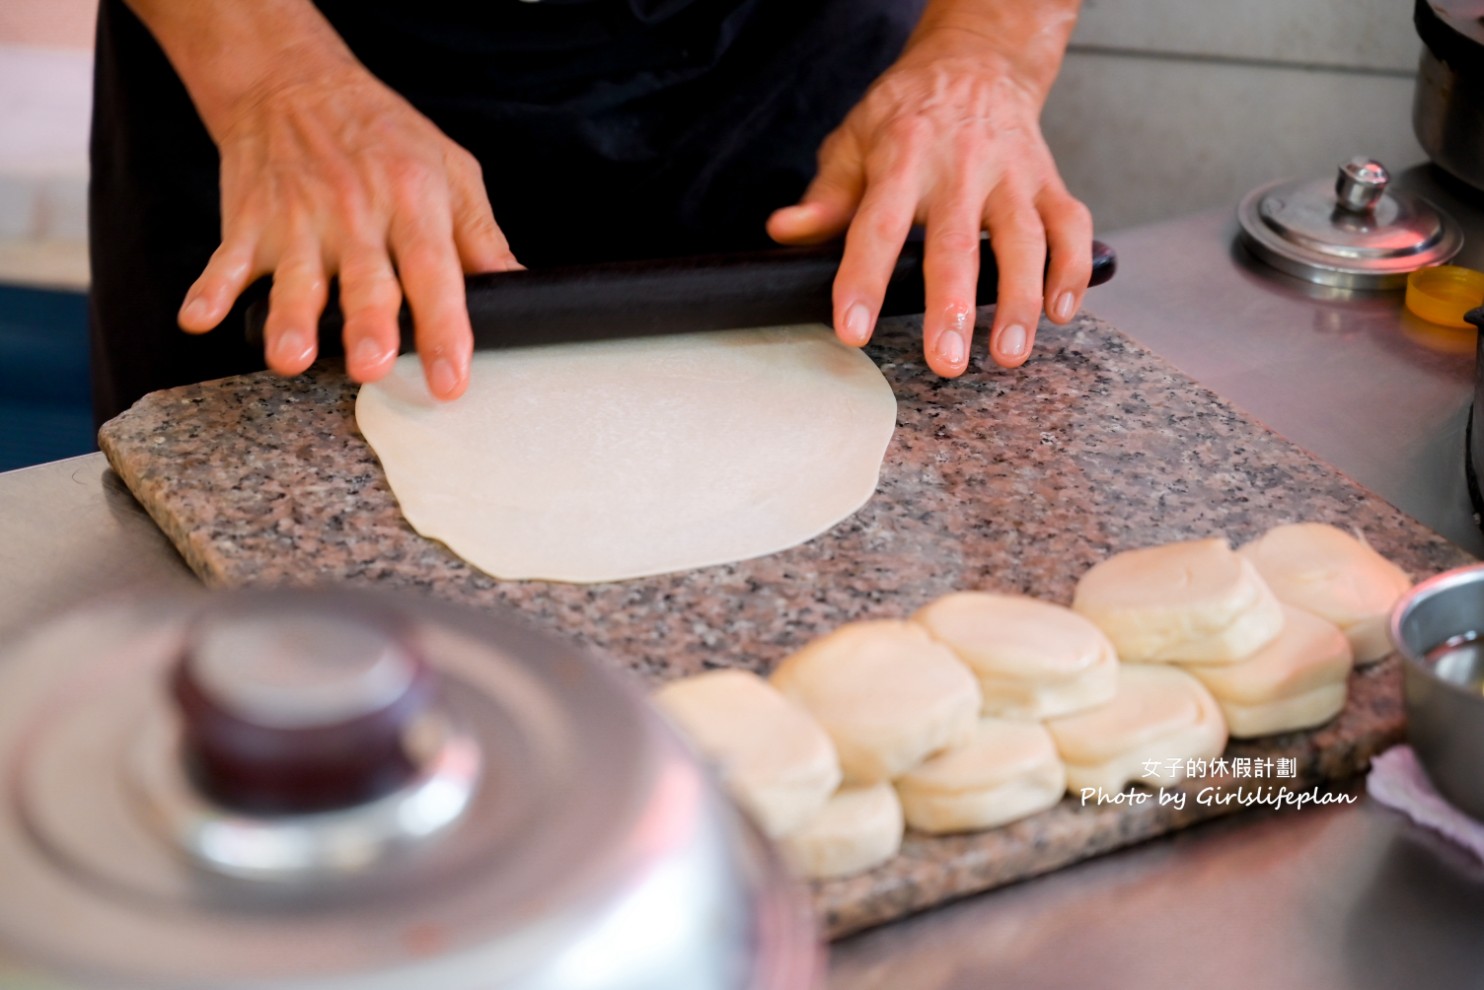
left=0, top=589, right=818, bottom=990
left=1237, top=157, right=1464, bottom=289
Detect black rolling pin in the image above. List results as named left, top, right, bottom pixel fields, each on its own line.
left=244, top=239, right=1116, bottom=353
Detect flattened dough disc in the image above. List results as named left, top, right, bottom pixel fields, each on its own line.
left=355, top=326, right=897, bottom=583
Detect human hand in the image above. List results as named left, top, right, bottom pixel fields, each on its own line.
left=174, top=55, right=517, bottom=399
left=767, top=10, right=1089, bottom=377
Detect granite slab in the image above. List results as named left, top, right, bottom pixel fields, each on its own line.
left=97, top=312, right=1475, bottom=938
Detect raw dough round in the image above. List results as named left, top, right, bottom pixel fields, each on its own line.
left=1238, top=522, right=1411, bottom=665
left=913, top=592, right=1118, bottom=719
left=1183, top=605, right=1352, bottom=738
left=355, top=326, right=897, bottom=583
left=651, top=669, right=841, bottom=838
left=1044, top=664, right=1228, bottom=792
left=777, top=782, right=904, bottom=880
left=895, top=718, right=1066, bottom=834
left=769, top=620, right=981, bottom=785
left=1072, top=538, right=1284, bottom=664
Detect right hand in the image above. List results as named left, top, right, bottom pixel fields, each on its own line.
left=176, top=59, right=518, bottom=400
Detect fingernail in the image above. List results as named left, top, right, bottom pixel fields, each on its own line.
left=273, top=331, right=313, bottom=366
left=180, top=294, right=207, bottom=324
left=843, top=303, right=871, bottom=345
left=353, top=337, right=390, bottom=368
left=1000, top=324, right=1028, bottom=358
left=430, top=358, right=459, bottom=397
left=936, top=329, right=966, bottom=366
left=1055, top=291, right=1076, bottom=321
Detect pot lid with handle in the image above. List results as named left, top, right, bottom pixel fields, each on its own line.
left=0, top=589, right=820, bottom=990
left=1237, top=157, right=1465, bottom=289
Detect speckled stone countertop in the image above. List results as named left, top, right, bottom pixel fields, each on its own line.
left=98, top=312, right=1474, bottom=938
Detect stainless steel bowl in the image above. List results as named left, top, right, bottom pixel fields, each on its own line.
left=1391, top=564, right=1484, bottom=820
left=0, top=590, right=822, bottom=989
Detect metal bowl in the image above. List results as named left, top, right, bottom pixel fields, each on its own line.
left=1390, top=564, right=1484, bottom=820
left=0, top=589, right=822, bottom=989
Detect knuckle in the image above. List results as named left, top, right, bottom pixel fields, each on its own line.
left=394, top=237, right=443, bottom=277
left=815, top=130, right=842, bottom=167
left=269, top=268, right=327, bottom=304
left=930, top=228, right=983, bottom=257
left=1065, top=198, right=1093, bottom=229
left=951, top=131, right=984, bottom=163
left=863, top=210, right=906, bottom=244
left=458, top=208, right=502, bottom=242
left=270, top=256, right=320, bottom=286
left=331, top=184, right=372, bottom=227
left=993, top=209, right=1045, bottom=245
left=349, top=284, right=402, bottom=317
left=1044, top=192, right=1092, bottom=232
left=341, top=267, right=401, bottom=310
left=387, top=157, right=438, bottom=196
left=452, top=147, right=485, bottom=184
left=884, top=114, right=930, bottom=145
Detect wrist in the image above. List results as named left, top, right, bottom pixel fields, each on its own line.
left=904, top=0, right=1079, bottom=104
left=124, top=0, right=361, bottom=142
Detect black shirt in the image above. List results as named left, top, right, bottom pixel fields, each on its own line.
left=88, top=0, right=922, bottom=420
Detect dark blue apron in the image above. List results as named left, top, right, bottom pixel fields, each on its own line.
left=88, top=0, right=920, bottom=422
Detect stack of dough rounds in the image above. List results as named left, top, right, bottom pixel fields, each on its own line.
left=1072, top=538, right=1284, bottom=664
left=895, top=718, right=1066, bottom=833
left=913, top=592, right=1118, bottom=719
left=777, top=783, right=905, bottom=880
left=770, top=620, right=982, bottom=784
left=651, top=669, right=841, bottom=838
left=1238, top=522, right=1411, bottom=665
left=1044, top=665, right=1227, bottom=791
left=1183, top=605, right=1353, bottom=738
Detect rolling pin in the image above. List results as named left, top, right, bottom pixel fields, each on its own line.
left=245, top=240, right=1116, bottom=353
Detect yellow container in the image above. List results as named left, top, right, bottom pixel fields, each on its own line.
left=1406, top=265, right=1484, bottom=329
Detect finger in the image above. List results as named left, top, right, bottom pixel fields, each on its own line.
left=1039, top=187, right=1094, bottom=324
left=179, top=234, right=259, bottom=334
left=262, top=240, right=327, bottom=376
left=337, top=243, right=403, bottom=383
left=390, top=208, right=472, bottom=401
left=982, top=192, right=1047, bottom=369
left=767, top=130, right=866, bottom=246
left=447, top=150, right=522, bottom=274
left=828, top=139, right=925, bottom=347
left=920, top=184, right=990, bottom=379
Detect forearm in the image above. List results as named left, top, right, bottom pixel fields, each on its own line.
left=906, top=0, right=1081, bottom=103
left=122, top=0, right=361, bottom=140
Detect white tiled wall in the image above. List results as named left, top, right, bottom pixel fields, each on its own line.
left=1072, top=0, right=1418, bottom=70
left=0, top=0, right=96, bottom=290
left=1048, top=0, right=1427, bottom=233
left=0, top=0, right=96, bottom=50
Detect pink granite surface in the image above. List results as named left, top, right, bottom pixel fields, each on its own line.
left=97, top=312, right=1475, bottom=937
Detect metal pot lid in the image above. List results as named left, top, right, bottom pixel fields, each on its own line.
left=0, top=589, right=818, bottom=990
left=1237, top=157, right=1464, bottom=289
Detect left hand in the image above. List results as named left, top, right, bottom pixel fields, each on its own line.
left=767, top=14, right=1090, bottom=377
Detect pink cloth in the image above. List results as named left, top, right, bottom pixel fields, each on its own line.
left=1367, top=745, right=1484, bottom=862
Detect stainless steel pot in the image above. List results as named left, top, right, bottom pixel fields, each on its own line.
left=1390, top=564, right=1484, bottom=821
left=0, top=589, right=821, bottom=989
left=1413, top=0, right=1484, bottom=193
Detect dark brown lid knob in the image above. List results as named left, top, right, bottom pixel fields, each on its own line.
left=173, top=603, right=435, bottom=815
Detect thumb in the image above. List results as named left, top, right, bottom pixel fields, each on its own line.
left=767, top=133, right=864, bottom=245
